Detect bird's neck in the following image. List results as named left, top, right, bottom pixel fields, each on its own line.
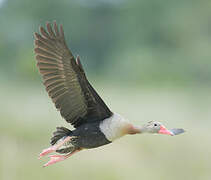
left=127, top=125, right=147, bottom=134
left=100, top=113, right=147, bottom=141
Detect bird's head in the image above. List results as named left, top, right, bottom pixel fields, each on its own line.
left=135, top=121, right=185, bottom=136
left=143, top=121, right=174, bottom=135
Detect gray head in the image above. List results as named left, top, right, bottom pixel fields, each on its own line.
left=142, top=121, right=185, bottom=136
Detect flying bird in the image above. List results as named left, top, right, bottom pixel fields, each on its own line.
left=34, top=22, right=185, bottom=167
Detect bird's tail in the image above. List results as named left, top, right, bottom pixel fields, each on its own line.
left=50, top=127, right=76, bottom=154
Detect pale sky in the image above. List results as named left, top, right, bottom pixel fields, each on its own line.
left=0, top=0, right=5, bottom=7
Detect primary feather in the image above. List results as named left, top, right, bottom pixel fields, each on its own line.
left=34, top=22, right=112, bottom=127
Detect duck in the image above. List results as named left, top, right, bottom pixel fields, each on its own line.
left=34, top=21, right=185, bottom=167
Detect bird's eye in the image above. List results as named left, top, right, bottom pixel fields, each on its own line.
left=154, top=123, right=157, bottom=127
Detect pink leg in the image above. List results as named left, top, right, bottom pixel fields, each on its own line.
left=39, top=136, right=71, bottom=159
left=43, top=149, right=81, bottom=167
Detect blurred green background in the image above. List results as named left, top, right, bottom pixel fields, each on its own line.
left=0, top=0, right=211, bottom=180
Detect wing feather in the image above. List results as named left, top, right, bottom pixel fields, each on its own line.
left=34, top=22, right=112, bottom=127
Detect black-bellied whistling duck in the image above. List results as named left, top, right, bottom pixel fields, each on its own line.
left=34, top=22, right=185, bottom=167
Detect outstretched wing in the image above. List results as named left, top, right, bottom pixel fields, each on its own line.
left=34, top=22, right=112, bottom=127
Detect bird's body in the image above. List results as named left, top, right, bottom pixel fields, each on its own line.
left=51, top=113, right=131, bottom=153
left=34, top=22, right=185, bottom=167
left=68, top=121, right=111, bottom=149
left=51, top=113, right=130, bottom=152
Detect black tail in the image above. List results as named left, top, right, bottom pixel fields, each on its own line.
left=50, top=127, right=75, bottom=154
left=50, top=127, right=72, bottom=145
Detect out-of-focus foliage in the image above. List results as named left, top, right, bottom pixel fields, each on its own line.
left=0, top=0, right=211, bottom=85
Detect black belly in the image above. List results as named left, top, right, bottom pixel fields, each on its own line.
left=71, top=122, right=111, bottom=149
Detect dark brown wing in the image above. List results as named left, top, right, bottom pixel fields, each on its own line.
left=34, top=22, right=112, bottom=127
